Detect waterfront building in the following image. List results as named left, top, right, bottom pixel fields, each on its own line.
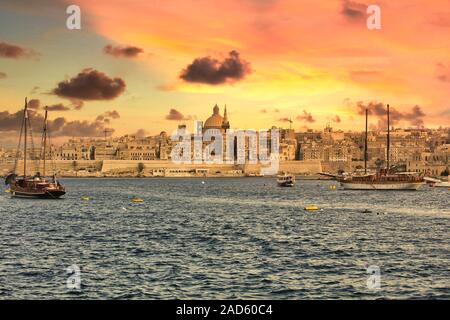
left=1, top=117, right=448, bottom=176
left=203, top=104, right=230, bottom=134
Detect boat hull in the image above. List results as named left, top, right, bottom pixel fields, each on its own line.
left=340, top=181, right=424, bottom=190
left=277, top=181, right=295, bottom=187
left=11, top=189, right=66, bottom=199
left=433, top=182, right=450, bottom=188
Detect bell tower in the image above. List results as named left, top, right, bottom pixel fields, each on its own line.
left=221, top=104, right=230, bottom=130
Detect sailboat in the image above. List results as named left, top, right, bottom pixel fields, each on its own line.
left=339, top=104, right=425, bottom=190
left=5, top=98, right=66, bottom=198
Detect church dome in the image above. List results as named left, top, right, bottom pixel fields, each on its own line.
left=204, top=104, right=224, bottom=129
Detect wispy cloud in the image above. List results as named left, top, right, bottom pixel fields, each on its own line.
left=296, top=110, right=315, bottom=123
left=0, top=42, right=39, bottom=59
left=103, top=44, right=144, bottom=58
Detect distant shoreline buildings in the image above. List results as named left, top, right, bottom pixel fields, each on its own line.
left=0, top=104, right=449, bottom=176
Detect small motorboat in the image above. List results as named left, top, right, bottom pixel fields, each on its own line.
left=277, top=173, right=295, bottom=187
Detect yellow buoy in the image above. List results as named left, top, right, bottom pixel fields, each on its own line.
left=81, top=196, right=91, bottom=201
left=304, top=205, right=319, bottom=211
left=329, top=185, right=337, bottom=190
left=4, top=189, right=11, bottom=193
left=131, top=198, right=144, bottom=203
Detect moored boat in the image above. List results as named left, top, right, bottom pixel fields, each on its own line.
left=424, top=176, right=450, bottom=188
left=277, top=173, right=295, bottom=187
left=5, top=99, right=66, bottom=199
left=339, top=172, right=424, bottom=190
left=7, top=175, right=66, bottom=198
left=339, top=104, right=425, bottom=191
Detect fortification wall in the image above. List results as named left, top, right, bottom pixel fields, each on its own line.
left=101, top=160, right=240, bottom=174
left=278, top=160, right=322, bottom=174
left=0, top=160, right=102, bottom=176
left=1, top=159, right=325, bottom=177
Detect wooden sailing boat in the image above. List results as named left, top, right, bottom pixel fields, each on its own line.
left=5, top=98, right=66, bottom=198
left=339, top=104, right=425, bottom=190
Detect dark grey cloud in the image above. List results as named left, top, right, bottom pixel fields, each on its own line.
left=52, top=68, right=126, bottom=103
left=47, top=103, right=70, bottom=112
left=278, top=117, right=292, bottom=123
left=332, top=115, right=341, bottom=123
left=0, top=42, right=38, bottom=59
left=28, top=99, right=41, bottom=110
left=133, top=129, right=148, bottom=138
left=341, top=0, right=366, bottom=20
left=180, top=50, right=251, bottom=85
left=30, top=86, right=40, bottom=94
left=356, top=101, right=426, bottom=127
left=96, top=110, right=121, bottom=123
left=69, top=100, right=84, bottom=110
left=0, top=110, right=28, bottom=132
left=55, top=119, right=113, bottom=137
left=261, top=108, right=280, bottom=114
left=436, top=63, right=450, bottom=82
left=0, top=0, right=66, bottom=14
left=165, top=108, right=191, bottom=121
left=103, top=44, right=144, bottom=58
left=0, top=109, right=112, bottom=137
left=104, top=110, right=120, bottom=119
left=296, top=110, right=315, bottom=123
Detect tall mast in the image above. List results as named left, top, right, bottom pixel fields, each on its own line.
left=386, top=104, right=390, bottom=172
left=364, top=108, right=368, bottom=174
left=23, top=97, right=28, bottom=178
left=42, top=106, right=48, bottom=177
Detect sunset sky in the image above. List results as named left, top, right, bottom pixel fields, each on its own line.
left=1, top=0, right=450, bottom=144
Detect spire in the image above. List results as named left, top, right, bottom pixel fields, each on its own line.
left=223, top=104, right=228, bottom=120
left=222, top=104, right=230, bottom=129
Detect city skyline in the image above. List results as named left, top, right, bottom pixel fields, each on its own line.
left=1, top=0, right=450, bottom=147
left=0, top=102, right=448, bottom=149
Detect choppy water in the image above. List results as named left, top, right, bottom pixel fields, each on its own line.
left=0, top=178, right=449, bottom=299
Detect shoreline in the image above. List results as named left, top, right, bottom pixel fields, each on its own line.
left=59, top=174, right=333, bottom=180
